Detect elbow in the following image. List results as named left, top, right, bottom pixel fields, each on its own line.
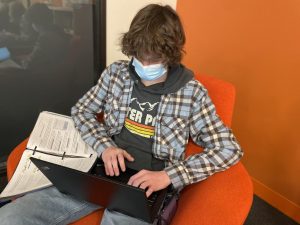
left=217, top=144, right=244, bottom=170
left=234, top=142, right=244, bottom=162
left=238, top=147, right=244, bottom=160
left=227, top=145, right=244, bottom=167
left=71, top=105, right=78, bottom=117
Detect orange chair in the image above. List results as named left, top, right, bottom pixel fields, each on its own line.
left=6, top=74, right=253, bottom=225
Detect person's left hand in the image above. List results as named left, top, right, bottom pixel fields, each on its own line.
left=127, top=170, right=171, bottom=197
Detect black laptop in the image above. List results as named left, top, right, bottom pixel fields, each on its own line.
left=30, top=157, right=167, bottom=223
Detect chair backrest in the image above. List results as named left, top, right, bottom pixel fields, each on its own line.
left=186, top=74, right=236, bottom=157
left=196, top=74, right=236, bottom=126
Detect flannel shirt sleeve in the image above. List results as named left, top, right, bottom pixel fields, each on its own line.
left=164, top=88, right=243, bottom=189
left=71, top=65, right=117, bottom=157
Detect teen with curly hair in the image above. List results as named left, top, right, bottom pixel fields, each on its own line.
left=0, top=4, right=243, bottom=225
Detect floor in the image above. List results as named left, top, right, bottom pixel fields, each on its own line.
left=244, top=195, right=299, bottom=225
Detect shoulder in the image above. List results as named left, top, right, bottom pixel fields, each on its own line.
left=182, top=78, right=208, bottom=99
left=97, top=60, right=130, bottom=85
left=107, top=60, right=130, bottom=74
left=175, top=64, right=207, bottom=96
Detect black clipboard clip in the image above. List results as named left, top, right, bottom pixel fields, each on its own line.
left=32, top=146, right=37, bottom=155
left=61, top=152, right=66, bottom=160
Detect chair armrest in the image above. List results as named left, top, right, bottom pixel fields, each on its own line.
left=172, top=162, right=253, bottom=225
left=7, top=137, right=29, bottom=181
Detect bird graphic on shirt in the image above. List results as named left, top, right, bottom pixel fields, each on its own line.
left=130, top=98, right=159, bottom=112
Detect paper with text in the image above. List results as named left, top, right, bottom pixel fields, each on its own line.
left=0, top=111, right=97, bottom=200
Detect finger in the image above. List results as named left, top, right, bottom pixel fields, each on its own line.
left=105, top=160, right=114, bottom=176
left=139, top=181, right=150, bottom=190
left=104, top=163, right=109, bottom=175
left=132, top=175, right=148, bottom=188
left=146, top=187, right=154, bottom=198
left=128, top=170, right=147, bottom=185
left=123, top=150, right=134, bottom=161
left=111, top=156, right=119, bottom=176
left=117, top=153, right=126, bottom=172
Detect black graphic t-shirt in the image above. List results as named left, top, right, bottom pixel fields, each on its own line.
left=113, top=82, right=165, bottom=171
left=113, top=61, right=194, bottom=171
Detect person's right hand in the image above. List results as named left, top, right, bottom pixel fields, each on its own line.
left=101, top=147, right=134, bottom=176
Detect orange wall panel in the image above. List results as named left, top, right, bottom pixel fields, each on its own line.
left=177, top=0, right=300, bottom=219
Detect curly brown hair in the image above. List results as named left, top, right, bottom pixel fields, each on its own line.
left=121, top=4, right=185, bottom=66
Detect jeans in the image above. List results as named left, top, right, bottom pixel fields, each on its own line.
left=0, top=186, right=152, bottom=225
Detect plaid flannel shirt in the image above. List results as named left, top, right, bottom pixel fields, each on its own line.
left=71, top=60, right=243, bottom=190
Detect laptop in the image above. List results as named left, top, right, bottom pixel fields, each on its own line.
left=30, top=157, right=168, bottom=223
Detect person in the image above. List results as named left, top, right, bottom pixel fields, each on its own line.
left=0, top=5, right=38, bottom=55
left=0, top=2, right=10, bottom=31
left=19, top=3, right=70, bottom=71
left=0, top=4, right=243, bottom=225
left=6, top=0, right=26, bottom=35
left=1, top=3, right=69, bottom=71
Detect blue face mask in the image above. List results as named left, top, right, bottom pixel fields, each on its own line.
left=132, top=57, right=167, bottom=81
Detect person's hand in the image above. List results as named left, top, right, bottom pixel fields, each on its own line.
left=128, top=170, right=171, bottom=197
left=101, top=147, right=134, bottom=176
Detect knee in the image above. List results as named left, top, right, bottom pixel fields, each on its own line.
left=0, top=203, right=26, bottom=225
left=0, top=212, right=25, bottom=225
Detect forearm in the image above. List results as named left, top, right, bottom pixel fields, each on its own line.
left=165, top=128, right=243, bottom=189
left=71, top=65, right=117, bottom=156
left=165, top=86, right=243, bottom=189
left=71, top=104, right=116, bottom=156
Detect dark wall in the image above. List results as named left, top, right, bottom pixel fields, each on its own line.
left=0, top=1, right=105, bottom=162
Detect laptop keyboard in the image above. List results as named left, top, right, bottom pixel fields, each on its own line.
left=92, top=163, right=137, bottom=183
left=91, top=163, right=160, bottom=206
left=147, top=192, right=159, bottom=207
left=105, top=172, right=132, bottom=183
